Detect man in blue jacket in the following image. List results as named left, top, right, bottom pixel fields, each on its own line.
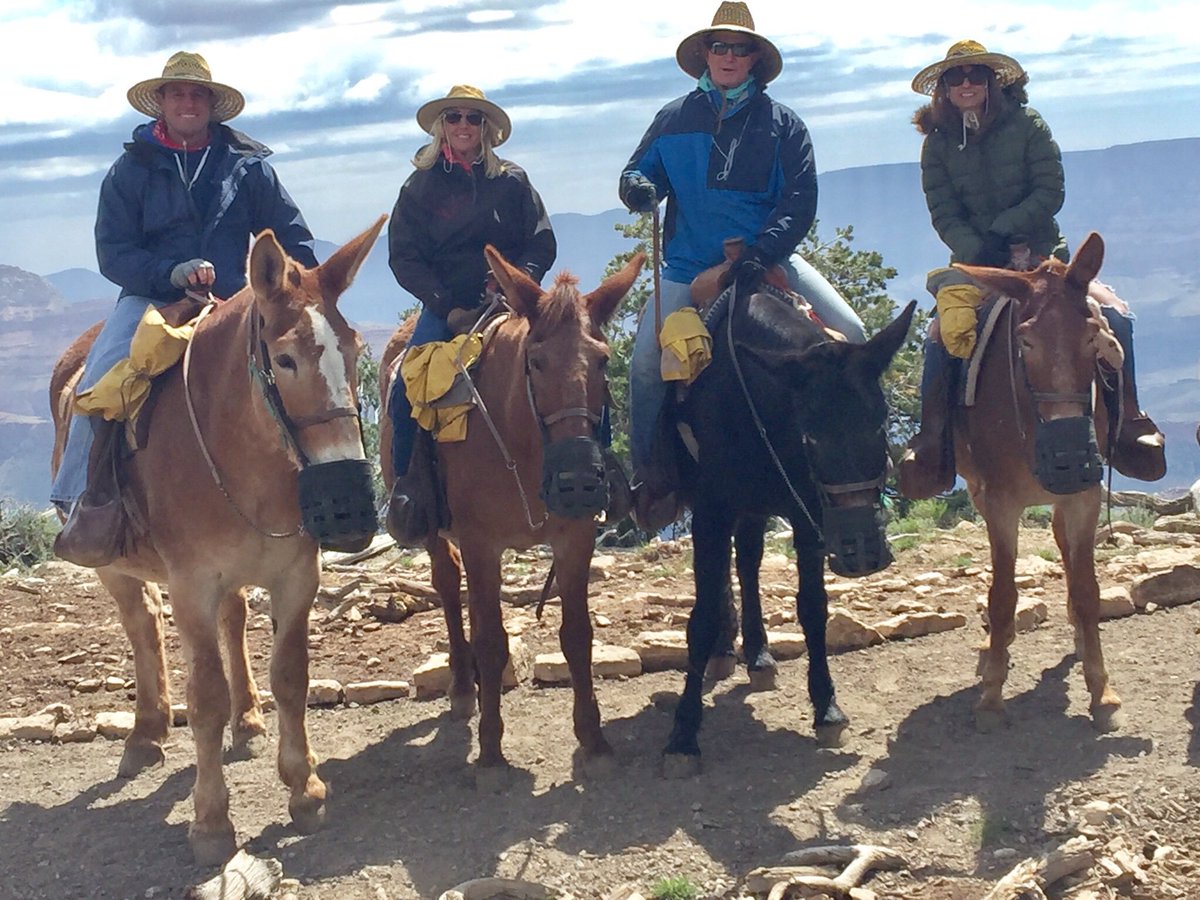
left=619, top=2, right=866, bottom=531
left=51, top=51, right=318, bottom=563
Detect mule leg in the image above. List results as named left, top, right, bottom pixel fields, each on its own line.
left=99, top=571, right=171, bottom=778
left=220, top=587, right=267, bottom=758
left=1053, top=496, right=1122, bottom=731
left=735, top=516, right=776, bottom=690
left=430, top=537, right=475, bottom=719
left=705, top=567, right=739, bottom=683
left=664, top=501, right=734, bottom=773
left=977, top=498, right=1021, bottom=731
left=460, top=539, right=509, bottom=771
left=266, top=563, right=327, bottom=835
left=553, top=525, right=614, bottom=773
left=172, top=587, right=237, bottom=866
left=795, top=542, right=848, bottom=747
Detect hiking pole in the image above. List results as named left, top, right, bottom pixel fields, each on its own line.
left=652, top=203, right=662, bottom=338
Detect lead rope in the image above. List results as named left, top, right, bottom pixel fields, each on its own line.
left=182, top=295, right=302, bottom=539
left=725, top=285, right=822, bottom=541
left=652, top=204, right=662, bottom=337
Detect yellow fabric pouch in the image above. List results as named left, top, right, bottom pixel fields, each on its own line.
left=73, top=305, right=198, bottom=423
left=400, top=334, right=483, bottom=442
left=935, top=283, right=984, bottom=359
left=659, top=307, right=712, bottom=384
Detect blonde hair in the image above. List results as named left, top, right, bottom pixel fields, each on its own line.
left=413, top=114, right=505, bottom=178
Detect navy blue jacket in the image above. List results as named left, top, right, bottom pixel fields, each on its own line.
left=620, top=85, right=817, bottom=283
left=95, top=122, right=317, bottom=302
left=388, top=154, right=557, bottom=319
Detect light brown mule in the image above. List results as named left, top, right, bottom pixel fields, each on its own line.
left=380, top=247, right=643, bottom=782
left=49, top=216, right=386, bottom=864
left=954, top=232, right=1122, bottom=733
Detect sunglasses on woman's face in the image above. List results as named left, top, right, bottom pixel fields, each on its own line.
left=942, top=65, right=990, bottom=87
left=443, top=110, right=484, bottom=126
left=707, top=40, right=757, bottom=58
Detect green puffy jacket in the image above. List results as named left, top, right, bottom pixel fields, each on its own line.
left=916, top=101, right=1068, bottom=265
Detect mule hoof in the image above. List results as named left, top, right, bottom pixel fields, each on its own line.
left=975, top=706, right=1008, bottom=733
left=747, top=667, right=778, bottom=692
left=661, top=752, right=702, bottom=780
left=815, top=722, right=849, bottom=749
left=1092, top=704, right=1124, bottom=733
left=117, top=740, right=165, bottom=779
left=704, top=655, right=737, bottom=682
left=289, top=795, right=328, bottom=834
left=189, top=825, right=237, bottom=867
left=474, top=762, right=516, bottom=793
left=449, top=691, right=477, bottom=720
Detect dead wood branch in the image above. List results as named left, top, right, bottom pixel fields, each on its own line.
left=746, top=843, right=907, bottom=898
left=185, top=849, right=282, bottom=900
left=983, top=836, right=1097, bottom=900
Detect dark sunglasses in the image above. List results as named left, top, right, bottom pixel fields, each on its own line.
left=707, top=40, right=757, bottom=58
left=443, top=110, right=484, bottom=126
left=942, top=65, right=990, bottom=87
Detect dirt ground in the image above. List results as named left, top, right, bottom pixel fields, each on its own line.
left=2, top=519, right=1199, bottom=900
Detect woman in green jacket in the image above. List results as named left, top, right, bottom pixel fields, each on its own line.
left=899, top=40, right=1165, bottom=498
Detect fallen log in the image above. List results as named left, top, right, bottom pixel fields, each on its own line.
left=745, top=843, right=907, bottom=899
left=982, top=835, right=1097, bottom=900
left=1101, top=486, right=1192, bottom=516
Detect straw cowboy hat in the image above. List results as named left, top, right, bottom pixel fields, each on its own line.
left=676, top=1, right=783, bottom=84
left=911, top=39, right=1025, bottom=95
left=127, top=51, right=245, bottom=122
left=416, top=85, right=512, bottom=146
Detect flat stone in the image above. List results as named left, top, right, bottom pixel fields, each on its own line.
left=826, top=608, right=883, bottom=652
left=306, top=679, right=344, bottom=706
left=1099, top=585, right=1136, bottom=619
left=344, top=681, right=411, bottom=704
left=874, top=611, right=967, bottom=640
left=632, top=630, right=689, bottom=671
left=54, top=721, right=97, bottom=743
left=414, top=653, right=451, bottom=698
left=765, top=630, right=806, bottom=660
left=0, top=713, right=57, bottom=741
left=95, top=711, right=135, bottom=739
left=534, top=644, right=642, bottom=684
left=1131, top=565, right=1200, bottom=609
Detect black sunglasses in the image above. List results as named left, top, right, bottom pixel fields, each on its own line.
left=707, top=40, right=757, bottom=58
left=942, top=65, right=990, bottom=87
left=443, top=110, right=484, bottom=126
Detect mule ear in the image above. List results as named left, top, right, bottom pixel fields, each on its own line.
left=1066, top=231, right=1104, bottom=291
left=248, top=228, right=289, bottom=299
left=953, top=262, right=1033, bottom=302
left=484, top=244, right=542, bottom=320
left=319, top=214, right=387, bottom=301
left=857, top=299, right=917, bottom=379
left=586, top=251, right=644, bottom=328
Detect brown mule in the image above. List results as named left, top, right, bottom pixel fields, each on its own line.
left=49, top=217, right=385, bottom=865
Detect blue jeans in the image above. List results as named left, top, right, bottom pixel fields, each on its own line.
left=627, top=258, right=866, bottom=475
left=389, top=307, right=452, bottom=478
left=50, top=294, right=172, bottom=506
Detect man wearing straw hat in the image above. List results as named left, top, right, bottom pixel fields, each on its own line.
left=618, top=1, right=866, bottom=530
left=51, top=50, right=318, bottom=563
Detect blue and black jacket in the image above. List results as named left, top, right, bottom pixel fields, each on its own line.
left=619, top=84, right=817, bottom=284
left=95, top=122, right=318, bottom=302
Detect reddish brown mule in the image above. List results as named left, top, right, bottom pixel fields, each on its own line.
left=48, top=216, right=385, bottom=864
left=953, top=232, right=1123, bottom=732
left=380, top=246, right=642, bottom=781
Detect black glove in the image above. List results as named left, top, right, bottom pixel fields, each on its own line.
left=976, top=230, right=1011, bottom=267
left=721, top=250, right=768, bottom=293
left=623, top=174, right=657, bottom=213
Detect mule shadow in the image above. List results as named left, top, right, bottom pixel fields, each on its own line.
left=0, top=760, right=199, bottom=896
left=258, top=676, right=858, bottom=898
left=840, top=653, right=1151, bottom=877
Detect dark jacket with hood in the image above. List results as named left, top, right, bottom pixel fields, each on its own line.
left=387, top=154, right=557, bottom=319
left=914, top=78, right=1068, bottom=265
left=95, top=122, right=317, bottom=302
left=619, top=82, right=817, bottom=284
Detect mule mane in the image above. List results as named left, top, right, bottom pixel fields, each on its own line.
left=529, top=272, right=586, bottom=337
left=735, top=291, right=827, bottom=356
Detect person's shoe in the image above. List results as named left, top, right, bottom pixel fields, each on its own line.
left=1110, top=412, right=1167, bottom=482
left=630, top=482, right=681, bottom=533
left=54, top=494, right=125, bottom=568
left=897, top=436, right=956, bottom=500
left=385, top=481, right=435, bottom=548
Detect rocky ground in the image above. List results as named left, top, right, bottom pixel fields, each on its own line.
left=2, top=515, right=1200, bottom=899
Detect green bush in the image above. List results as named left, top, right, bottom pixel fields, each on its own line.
left=650, top=876, right=699, bottom=900
left=0, top=502, right=58, bottom=569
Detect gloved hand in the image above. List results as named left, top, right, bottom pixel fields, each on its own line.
left=976, top=231, right=1010, bottom=268
left=1088, top=316, right=1125, bottom=372
left=721, top=249, right=767, bottom=293
left=170, top=258, right=215, bottom=289
left=623, top=174, right=658, bottom=213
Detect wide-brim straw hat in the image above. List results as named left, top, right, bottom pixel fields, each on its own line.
left=416, top=85, right=511, bottom=146
left=127, top=51, right=245, bottom=122
left=911, top=39, right=1025, bottom=95
left=676, top=1, right=783, bottom=85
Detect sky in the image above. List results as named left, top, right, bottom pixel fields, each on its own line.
left=2, top=0, right=1199, bottom=275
